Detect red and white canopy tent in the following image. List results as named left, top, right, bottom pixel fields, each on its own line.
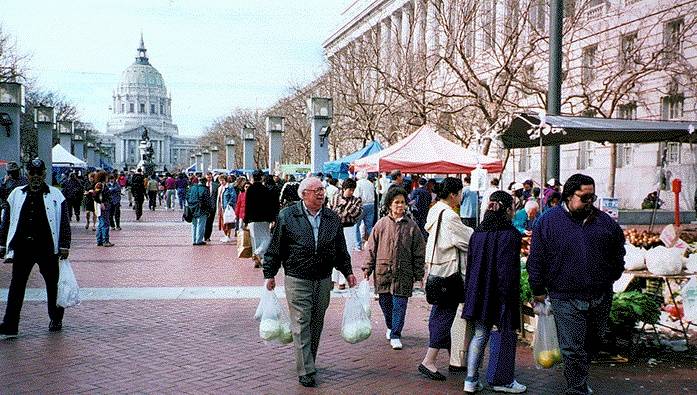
left=352, top=125, right=503, bottom=174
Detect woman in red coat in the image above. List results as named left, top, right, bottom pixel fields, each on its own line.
left=234, top=182, right=251, bottom=231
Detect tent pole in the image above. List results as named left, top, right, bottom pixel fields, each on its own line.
left=650, top=144, right=669, bottom=232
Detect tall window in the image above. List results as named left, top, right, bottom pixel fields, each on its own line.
left=664, top=17, right=684, bottom=61
left=139, top=103, right=145, bottom=113
left=482, top=0, right=497, bottom=50
left=160, top=104, right=165, bottom=115
left=582, top=44, right=598, bottom=84
left=666, top=142, right=681, bottom=164
left=530, top=0, right=546, bottom=32
left=617, top=102, right=637, bottom=120
left=662, top=94, right=684, bottom=120
left=616, top=102, right=637, bottom=168
left=129, top=103, right=134, bottom=113
left=150, top=104, right=156, bottom=114
left=620, top=32, right=639, bottom=66
left=120, top=103, right=125, bottom=114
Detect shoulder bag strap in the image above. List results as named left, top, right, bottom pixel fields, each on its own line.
left=429, top=209, right=446, bottom=265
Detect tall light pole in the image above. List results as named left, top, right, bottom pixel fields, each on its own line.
left=58, top=120, right=74, bottom=150
left=545, top=0, right=564, bottom=183
left=225, top=139, right=236, bottom=170
left=242, top=126, right=256, bottom=172
left=202, top=149, right=211, bottom=173
left=86, top=142, right=96, bottom=168
left=0, top=81, right=24, bottom=179
left=73, top=129, right=85, bottom=161
left=34, top=105, right=55, bottom=184
left=266, top=116, right=284, bottom=174
left=308, top=97, right=332, bottom=174
left=210, top=146, right=219, bottom=171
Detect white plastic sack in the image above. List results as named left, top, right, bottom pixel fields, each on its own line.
left=223, top=205, right=236, bottom=224
left=356, top=280, right=372, bottom=318
left=532, top=300, right=561, bottom=369
left=255, top=289, right=292, bottom=344
left=646, top=246, right=683, bottom=275
left=624, top=244, right=646, bottom=271
left=57, top=259, right=80, bottom=308
left=686, top=254, right=697, bottom=273
left=341, top=288, right=372, bottom=344
left=682, top=277, right=697, bottom=323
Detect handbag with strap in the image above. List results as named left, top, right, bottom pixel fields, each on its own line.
left=425, top=209, right=465, bottom=305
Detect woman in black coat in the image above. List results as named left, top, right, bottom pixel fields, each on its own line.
left=462, top=191, right=526, bottom=394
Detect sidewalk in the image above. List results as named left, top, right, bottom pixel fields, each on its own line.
left=0, top=205, right=695, bottom=393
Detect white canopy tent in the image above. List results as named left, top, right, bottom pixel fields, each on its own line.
left=52, top=144, right=87, bottom=168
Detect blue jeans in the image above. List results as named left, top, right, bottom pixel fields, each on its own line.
left=177, top=188, right=186, bottom=209
left=550, top=293, right=612, bottom=395
left=465, top=320, right=517, bottom=386
left=96, top=211, right=110, bottom=245
left=191, top=215, right=206, bottom=244
left=355, top=203, right=375, bottom=249
left=378, top=293, right=408, bottom=339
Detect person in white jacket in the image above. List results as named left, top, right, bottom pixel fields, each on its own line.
left=0, top=159, right=71, bottom=339
left=418, top=177, right=474, bottom=381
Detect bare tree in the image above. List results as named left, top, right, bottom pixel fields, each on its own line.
left=0, top=24, right=30, bottom=83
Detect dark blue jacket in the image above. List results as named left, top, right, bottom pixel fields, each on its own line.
left=526, top=205, right=625, bottom=300
left=463, top=227, right=521, bottom=331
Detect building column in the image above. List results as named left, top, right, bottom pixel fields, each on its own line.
left=34, top=105, right=55, bottom=184
left=308, top=97, right=332, bottom=174
left=266, top=116, right=285, bottom=174
left=242, top=127, right=256, bottom=171
left=380, top=16, right=392, bottom=72
left=58, top=121, right=73, bottom=150
left=401, top=4, right=413, bottom=57
left=414, top=0, right=427, bottom=56
left=225, top=140, right=236, bottom=170
left=195, top=152, right=203, bottom=173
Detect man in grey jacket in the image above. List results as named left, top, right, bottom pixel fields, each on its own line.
left=263, top=176, right=356, bottom=388
left=0, top=159, right=71, bottom=339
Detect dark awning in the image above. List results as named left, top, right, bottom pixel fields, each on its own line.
left=501, top=113, right=697, bottom=149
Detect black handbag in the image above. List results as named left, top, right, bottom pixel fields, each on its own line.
left=425, top=209, right=464, bottom=305
left=183, top=205, right=193, bottom=223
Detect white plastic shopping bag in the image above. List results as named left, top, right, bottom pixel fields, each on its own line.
left=533, top=300, right=561, bottom=369
left=255, top=288, right=292, bottom=344
left=356, top=280, right=372, bottom=318
left=223, top=205, right=236, bottom=224
left=341, top=288, right=372, bottom=344
left=57, top=259, right=80, bottom=308
left=682, top=277, right=697, bottom=323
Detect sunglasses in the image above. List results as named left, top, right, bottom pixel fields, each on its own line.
left=575, top=193, right=597, bottom=203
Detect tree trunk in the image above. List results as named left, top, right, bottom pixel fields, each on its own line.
left=481, top=137, right=492, bottom=156
left=608, top=144, right=617, bottom=197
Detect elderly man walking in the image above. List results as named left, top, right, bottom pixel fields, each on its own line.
left=263, top=176, right=356, bottom=388
left=0, top=159, right=71, bottom=338
left=527, top=174, right=625, bottom=395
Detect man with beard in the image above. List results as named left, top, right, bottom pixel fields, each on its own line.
left=0, top=159, right=71, bottom=338
left=527, top=174, right=625, bottom=395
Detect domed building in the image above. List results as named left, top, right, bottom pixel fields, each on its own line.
left=105, top=35, right=197, bottom=171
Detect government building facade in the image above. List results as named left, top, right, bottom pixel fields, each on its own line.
left=100, top=36, right=197, bottom=171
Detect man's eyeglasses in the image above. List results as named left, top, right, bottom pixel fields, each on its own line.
left=575, top=193, right=597, bottom=203
left=306, top=187, right=326, bottom=194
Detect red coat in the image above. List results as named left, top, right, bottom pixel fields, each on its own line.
left=235, top=191, right=247, bottom=222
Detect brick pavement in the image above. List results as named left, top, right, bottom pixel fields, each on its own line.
left=0, top=206, right=695, bottom=394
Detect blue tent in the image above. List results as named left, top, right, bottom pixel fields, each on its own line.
left=323, top=141, right=383, bottom=179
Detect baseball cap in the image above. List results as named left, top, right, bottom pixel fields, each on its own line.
left=26, top=158, right=46, bottom=173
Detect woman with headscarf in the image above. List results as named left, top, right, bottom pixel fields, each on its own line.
left=461, top=191, right=526, bottom=393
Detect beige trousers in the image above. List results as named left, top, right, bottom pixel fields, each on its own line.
left=284, top=276, right=332, bottom=377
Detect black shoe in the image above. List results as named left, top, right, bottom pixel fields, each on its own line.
left=49, top=320, right=62, bottom=332
left=0, top=323, right=18, bottom=339
left=418, top=364, right=446, bottom=381
left=448, top=365, right=467, bottom=373
left=298, top=374, right=317, bottom=387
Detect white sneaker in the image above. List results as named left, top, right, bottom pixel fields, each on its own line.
left=464, top=380, right=484, bottom=393
left=220, top=236, right=230, bottom=243
left=492, top=380, right=527, bottom=393
left=386, top=329, right=391, bottom=340
left=390, top=338, right=402, bottom=350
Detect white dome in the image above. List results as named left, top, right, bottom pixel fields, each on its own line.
left=119, top=62, right=166, bottom=91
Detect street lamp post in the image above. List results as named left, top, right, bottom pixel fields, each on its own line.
left=210, top=146, right=219, bottom=171
left=195, top=152, right=203, bottom=174
left=0, top=81, right=24, bottom=179
left=242, top=126, right=256, bottom=172
left=72, top=130, right=85, bottom=161
left=34, top=105, right=55, bottom=184
left=308, top=97, right=332, bottom=174
left=225, top=139, right=236, bottom=170
left=86, top=142, right=96, bottom=168
left=190, top=153, right=196, bottom=168
left=202, top=149, right=211, bottom=173
left=58, top=120, right=74, bottom=150
left=545, top=0, right=564, bottom=183
left=266, top=116, right=284, bottom=174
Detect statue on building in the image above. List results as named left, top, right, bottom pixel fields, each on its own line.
left=138, top=127, right=156, bottom=176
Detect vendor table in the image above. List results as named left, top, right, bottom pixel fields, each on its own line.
left=625, top=270, right=695, bottom=347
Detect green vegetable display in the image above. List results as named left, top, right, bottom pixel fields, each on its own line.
left=610, top=291, right=660, bottom=330
left=520, top=267, right=532, bottom=303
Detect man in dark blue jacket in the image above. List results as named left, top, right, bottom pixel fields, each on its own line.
left=527, top=174, right=625, bottom=395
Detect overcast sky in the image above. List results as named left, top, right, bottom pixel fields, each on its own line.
left=2, top=0, right=348, bottom=136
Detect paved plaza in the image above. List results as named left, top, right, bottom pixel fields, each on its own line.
left=1, top=206, right=696, bottom=394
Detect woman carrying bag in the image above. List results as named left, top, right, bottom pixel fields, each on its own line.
left=419, top=177, right=474, bottom=381
left=363, top=187, right=425, bottom=350
left=462, top=191, right=526, bottom=393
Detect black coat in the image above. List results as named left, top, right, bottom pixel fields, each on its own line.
left=263, top=201, right=352, bottom=281
left=244, top=182, right=276, bottom=223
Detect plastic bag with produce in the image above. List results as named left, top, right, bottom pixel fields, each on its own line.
left=533, top=300, right=562, bottom=369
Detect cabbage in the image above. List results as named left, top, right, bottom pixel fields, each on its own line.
left=341, top=320, right=372, bottom=344
left=279, top=322, right=293, bottom=344
left=259, top=318, right=282, bottom=340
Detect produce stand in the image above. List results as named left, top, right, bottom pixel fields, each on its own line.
left=624, top=270, right=696, bottom=347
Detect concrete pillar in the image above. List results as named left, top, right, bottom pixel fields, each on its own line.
left=401, top=4, right=413, bottom=56
left=86, top=143, right=96, bottom=168
left=195, top=152, right=203, bottom=173
left=202, top=149, right=211, bottom=173
left=0, top=82, right=23, bottom=180
left=242, top=127, right=256, bottom=171
left=426, top=0, right=440, bottom=58
left=225, top=139, right=236, bottom=170
left=190, top=154, right=196, bottom=167
left=58, top=120, right=73, bottom=151
left=210, top=146, right=219, bottom=170
left=266, top=116, right=284, bottom=174
left=34, top=105, right=55, bottom=184
left=380, top=17, right=392, bottom=71
left=73, top=134, right=85, bottom=162
left=308, top=97, right=332, bottom=174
